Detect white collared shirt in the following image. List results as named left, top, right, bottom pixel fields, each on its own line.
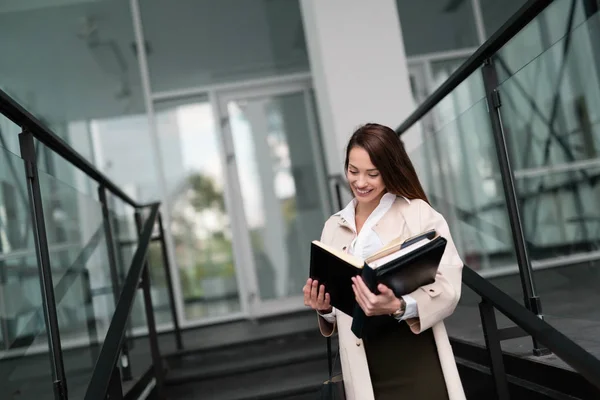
left=320, top=193, right=418, bottom=323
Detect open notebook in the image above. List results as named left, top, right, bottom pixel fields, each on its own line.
left=309, top=230, right=446, bottom=338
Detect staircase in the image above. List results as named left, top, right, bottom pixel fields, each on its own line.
left=162, top=328, right=329, bottom=400
left=159, top=310, right=600, bottom=400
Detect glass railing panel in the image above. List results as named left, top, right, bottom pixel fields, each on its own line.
left=500, top=12, right=600, bottom=171
left=415, top=98, right=518, bottom=273
left=494, top=10, right=600, bottom=357
left=496, top=0, right=588, bottom=84
left=0, top=143, right=55, bottom=400
left=0, top=114, right=21, bottom=155
left=515, top=167, right=600, bottom=261
left=435, top=58, right=485, bottom=101
left=37, top=170, right=117, bottom=399
left=107, top=193, right=138, bottom=280
left=34, top=138, right=99, bottom=199
left=409, top=98, right=524, bottom=344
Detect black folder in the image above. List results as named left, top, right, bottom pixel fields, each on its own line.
left=309, top=232, right=446, bottom=338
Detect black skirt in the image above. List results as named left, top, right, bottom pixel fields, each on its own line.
left=362, top=317, right=450, bottom=399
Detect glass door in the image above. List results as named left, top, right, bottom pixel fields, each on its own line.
left=216, top=81, right=330, bottom=317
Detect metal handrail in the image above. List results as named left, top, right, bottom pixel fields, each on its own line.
left=395, top=0, right=553, bottom=135
left=83, top=203, right=160, bottom=400
left=0, top=88, right=139, bottom=207
left=463, top=266, right=600, bottom=390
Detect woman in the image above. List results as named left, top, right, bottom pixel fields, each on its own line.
left=303, top=123, right=465, bottom=400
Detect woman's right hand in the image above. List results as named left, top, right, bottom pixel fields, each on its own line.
left=303, top=278, right=332, bottom=313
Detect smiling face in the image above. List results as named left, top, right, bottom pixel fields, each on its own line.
left=346, top=146, right=386, bottom=208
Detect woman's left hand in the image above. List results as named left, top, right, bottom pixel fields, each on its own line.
left=352, top=276, right=401, bottom=316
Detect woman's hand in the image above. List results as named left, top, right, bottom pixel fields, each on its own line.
left=352, top=276, right=401, bottom=316
left=303, top=278, right=332, bottom=313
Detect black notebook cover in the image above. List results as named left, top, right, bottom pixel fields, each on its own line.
left=309, top=244, right=364, bottom=316
left=309, top=235, right=447, bottom=338
left=351, top=237, right=447, bottom=338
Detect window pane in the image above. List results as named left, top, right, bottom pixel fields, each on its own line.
left=480, top=0, right=527, bottom=37
left=153, top=97, right=242, bottom=321
left=227, top=91, right=328, bottom=301
left=140, top=0, right=310, bottom=93
left=397, top=0, right=479, bottom=56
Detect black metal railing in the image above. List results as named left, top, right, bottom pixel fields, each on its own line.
left=84, top=203, right=163, bottom=400
left=396, top=2, right=554, bottom=353
left=464, top=266, right=600, bottom=396
left=0, top=84, right=183, bottom=399
left=388, top=0, right=600, bottom=396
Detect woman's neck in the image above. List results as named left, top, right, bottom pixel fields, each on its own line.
left=355, top=194, right=384, bottom=219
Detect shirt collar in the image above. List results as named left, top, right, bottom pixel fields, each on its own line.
left=334, top=193, right=410, bottom=225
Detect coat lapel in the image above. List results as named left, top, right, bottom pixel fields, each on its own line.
left=333, top=215, right=356, bottom=251
left=372, top=199, right=410, bottom=245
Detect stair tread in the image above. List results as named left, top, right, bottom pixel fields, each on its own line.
left=166, top=343, right=327, bottom=382
left=168, top=330, right=325, bottom=366
left=164, top=358, right=328, bottom=400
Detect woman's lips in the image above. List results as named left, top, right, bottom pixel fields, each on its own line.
left=354, top=187, right=373, bottom=197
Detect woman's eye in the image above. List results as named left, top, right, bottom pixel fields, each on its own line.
left=368, top=174, right=379, bottom=178
left=349, top=170, right=358, bottom=175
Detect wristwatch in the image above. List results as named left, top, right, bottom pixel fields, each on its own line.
left=391, top=299, right=406, bottom=321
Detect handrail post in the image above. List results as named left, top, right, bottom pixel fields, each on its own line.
left=157, top=211, right=183, bottom=350
left=18, top=130, right=68, bottom=400
left=481, top=58, right=549, bottom=356
left=135, top=211, right=165, bottom=398
left=82, top=269, right=100, bottom=363
left=107, top=366, right=124, bottom=400
left=98, top=185, right=133, bottom=380
left=106, top=194, right=137, bottom=353
left=479, top=299, right=510, bottom=400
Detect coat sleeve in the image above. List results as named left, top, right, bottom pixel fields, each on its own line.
left=316, top=217, right=337, bottom=337
left=405, top=200, right=463, bottom=334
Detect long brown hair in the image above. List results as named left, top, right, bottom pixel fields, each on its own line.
left=344, top=123, right=430, bottom=204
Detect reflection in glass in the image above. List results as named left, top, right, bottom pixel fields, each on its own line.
left=499, top=11, right=600, bottom=263
left=500, top=12, right=600, bottom=171
left=228, top=92, right=327, bottom=301
left=431, top=60, right=485, bottom=125
left=411, top=100, right=516, bottom=272
left=495, top=0, right=587, bottom=84
left=153, top=98, right=241, bottom=321
left=517, top=168, right=600, bottom=257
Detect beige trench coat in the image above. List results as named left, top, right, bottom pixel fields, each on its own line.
left=317, top=197, right=466, bottom=400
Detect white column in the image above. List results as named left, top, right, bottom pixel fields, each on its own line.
left=299, top=0, right=418, bottom=174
